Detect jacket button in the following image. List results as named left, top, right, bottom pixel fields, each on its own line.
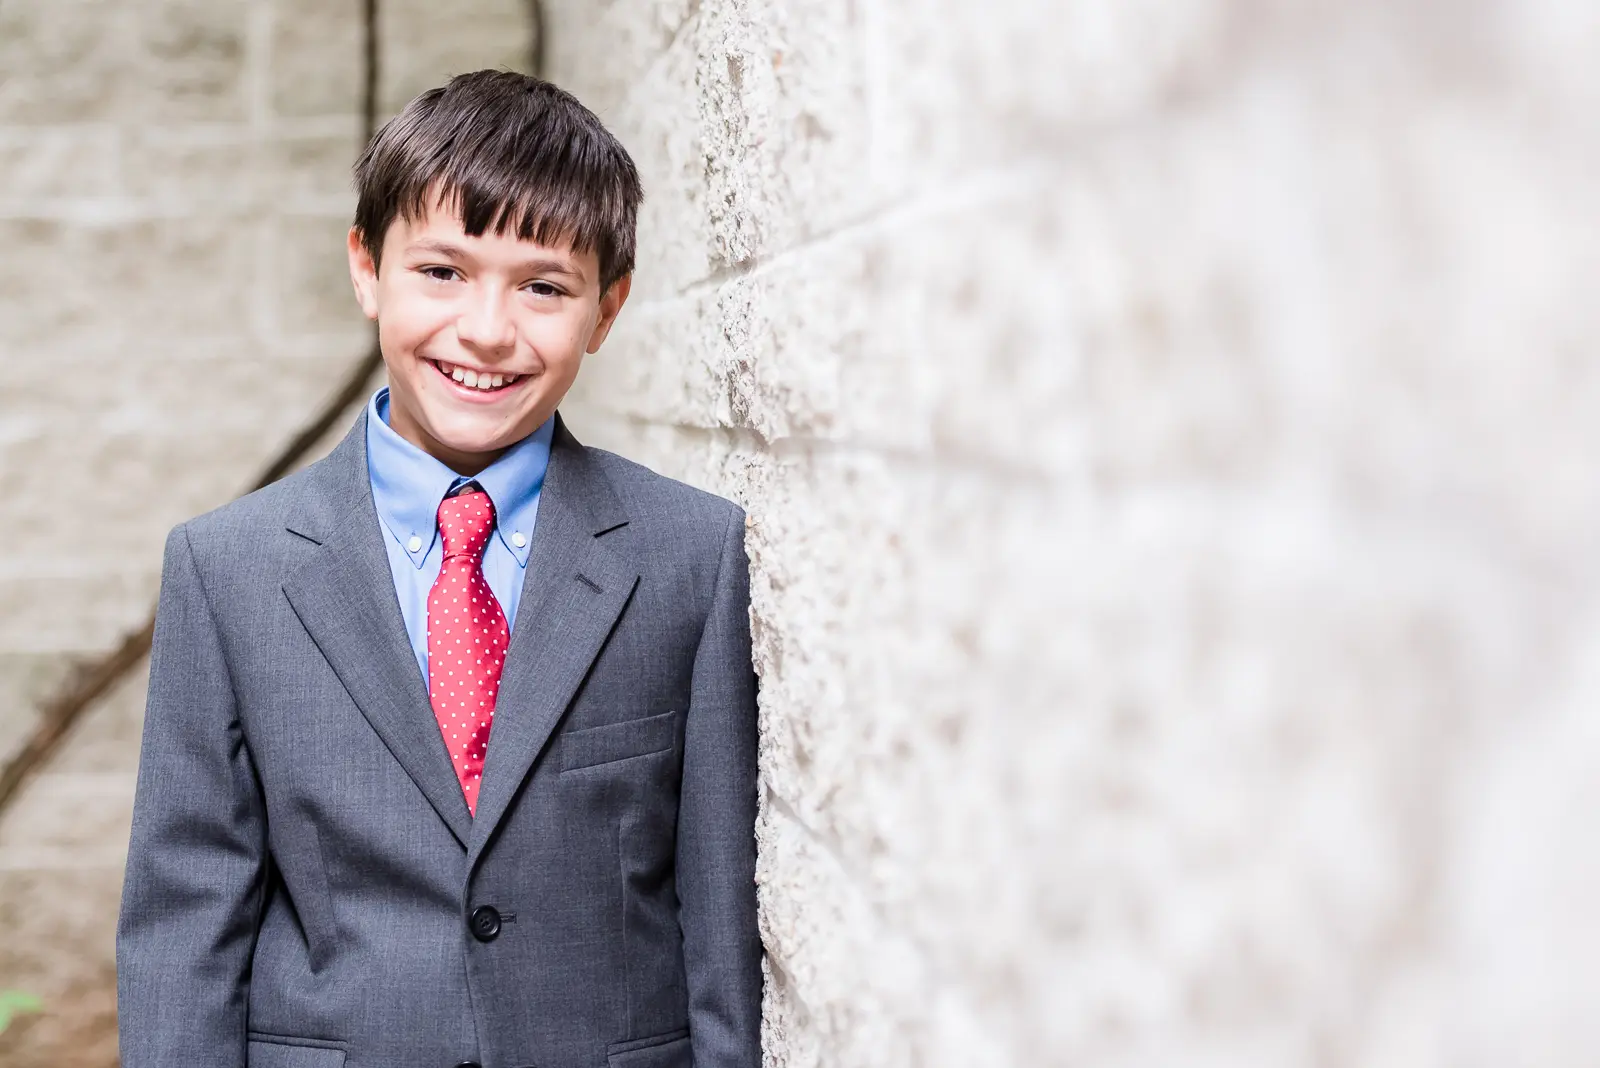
left=469, top=905, right=502, bottom=942
left=454, top=1062, right=481, bottom=1068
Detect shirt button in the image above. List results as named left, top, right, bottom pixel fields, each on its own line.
left=407, top=535, right=423, bottom=553
left=511, top=532, right=527, bottom=548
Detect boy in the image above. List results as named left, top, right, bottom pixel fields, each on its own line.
left=117, top=71, right=761, bottom=1068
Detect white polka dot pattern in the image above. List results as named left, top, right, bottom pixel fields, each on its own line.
left=426, top=488, right=509, bottom=816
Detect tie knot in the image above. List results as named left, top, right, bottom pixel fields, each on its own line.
left=436, top=488, right=496, bottom=559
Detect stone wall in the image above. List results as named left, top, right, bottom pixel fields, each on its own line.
left=0, top=3, right=533, bottom=1063
left=543, top=0, right=1600, bottom=1065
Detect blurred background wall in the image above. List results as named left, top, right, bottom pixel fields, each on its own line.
left=4, top=0, right=1600, bottom=1066
left=0, top=2, right=532, bottom=1062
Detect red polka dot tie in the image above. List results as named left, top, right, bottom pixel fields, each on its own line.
left=427, top=487, right=509, bottom=816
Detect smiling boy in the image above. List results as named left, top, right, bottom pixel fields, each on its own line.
left=117, top=72, right=762, bottom=1068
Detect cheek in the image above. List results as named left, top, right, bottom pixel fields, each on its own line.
left=528, top=308, right=598, bottom=363
left=376, top=287, right=451, bottom=353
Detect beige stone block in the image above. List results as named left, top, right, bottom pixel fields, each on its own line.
left=734, top=454, right=1250, bottom=1059
left=543, top=1, right=720, bottom=298
left=0, top=772, right=136, bottom=868
left=0, top=870, right=121, bottom=1066
left=0, top=0, right=134, bottom=125
left=0, top=567, right=160, bottom=654
left=273, top=211, right=371, bottom=335
left=0, top=216, right=265, bottom=345
left=41, top=660, right=150, bottom=778
left=756, top=804, right=937, bottom=1068
left=377, top=0, right=536, bottom=117
left=128, top=0, right=253, bottom=123
left=0, top=657, right=134, bottom=1068
left=2, top=338, right=347, bottom=442
left=565, top=287, right=732, bottom=430
left=121, top=125, right=356, bottom=215
left=6, top=467, right=187, bottom=566
left=0, top=342, right=363, bottom=561
left=0, top=429, right=291, bottom=588
left=0, top=654, right=76, bottom=773
left=570, top=182, right=1076, bottom=467
left=553, top=408, right=752, bottom=497
left=870, top=0, right=1234, bottom=191
left=270, top=0, right=365, bottom=118
left=0, top=219, right=113, bottom=346
left=805, top=185, right=1076, bottom=473
left=754, top=0, right=876, bottom=246
left=265, top=128, right=365, bottom=208
left=680, top=3, right=771, bottom=271
left=543, top=0, right=699, bottom=117
left=557, top=0, right=874, bottom=290
left=0, top=130, right=121, bottom=202
left=119, top=129, right=265, bottom=211
left=584, top=15, right=714, bottom=299
left=690, top=0, right=876, bottom=256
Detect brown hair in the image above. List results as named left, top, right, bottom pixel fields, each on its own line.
left=353, top=70, right=643, bottom=290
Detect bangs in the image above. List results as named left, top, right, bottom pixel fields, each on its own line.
left=354, top=71, right=642, bottom=288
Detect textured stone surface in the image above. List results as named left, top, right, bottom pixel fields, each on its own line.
left=546, top=0, right=1600, bottom=1065
left=0, top=663, right=143, bottom=1067
left=377, top=0, right=534, bottom=115
left=0, top=3, right=535, bottom=1062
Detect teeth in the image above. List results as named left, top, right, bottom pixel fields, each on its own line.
left=437, top=360, right=518, bottom=389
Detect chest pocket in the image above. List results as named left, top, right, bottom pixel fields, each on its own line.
left=246, top=1037, right=346, bottom=1068
left=560, top=710, right=678, bottom=772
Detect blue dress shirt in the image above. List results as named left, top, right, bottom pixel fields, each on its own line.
left=365, top=388, right=555, bottom=688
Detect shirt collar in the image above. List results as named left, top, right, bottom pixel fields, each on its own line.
left=366, top=388, right=555, bottom=569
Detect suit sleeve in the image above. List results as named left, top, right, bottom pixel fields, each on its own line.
left=117, top=523, right=267, bottom=1068
left=677, top=505, right=763, bottom=1067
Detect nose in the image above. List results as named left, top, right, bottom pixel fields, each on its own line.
left=456, top=286, right=516, bottom=353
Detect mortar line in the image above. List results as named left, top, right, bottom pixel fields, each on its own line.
left=632, top=160, right=1070, bottom=308
left=588, top=411, right=1065, bottom=488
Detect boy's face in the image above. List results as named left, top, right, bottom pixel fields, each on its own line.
left=348, top=203, right=630, bottom=474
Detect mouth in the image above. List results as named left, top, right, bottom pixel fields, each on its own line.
left=428, top=358, right=523, bottom=395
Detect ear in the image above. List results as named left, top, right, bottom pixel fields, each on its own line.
left=347, top=226, right=380, bottom=321
left=585, top=273, right=633, bottom=354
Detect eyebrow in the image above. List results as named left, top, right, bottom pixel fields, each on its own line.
left=407, top=239, right=587, bottom=282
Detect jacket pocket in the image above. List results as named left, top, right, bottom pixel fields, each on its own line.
left=561, top=710, right=677, bottom=772
left=607, top=1028, right=691, bottom=1067
left=246, top=1036, right=347, bottom=1068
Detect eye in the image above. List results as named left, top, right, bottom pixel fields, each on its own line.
left=524, top=280, right=563, bottom=298
left=420, top=265, right=459, bottom=282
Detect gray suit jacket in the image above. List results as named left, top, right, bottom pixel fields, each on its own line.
left=117, top=410, right=762, bottom=1068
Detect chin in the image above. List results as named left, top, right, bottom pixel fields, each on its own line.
left=426, top=415, right=529, bottom=458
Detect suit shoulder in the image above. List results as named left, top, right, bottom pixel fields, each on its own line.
left=584, top=445, right=742, bottom=536
left=172, top=459, right=325, bottom=559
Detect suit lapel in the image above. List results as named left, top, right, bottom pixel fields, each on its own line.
left=468, top=414, right=636, bottom=861
left=281, top=411, right=474, bottom=847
